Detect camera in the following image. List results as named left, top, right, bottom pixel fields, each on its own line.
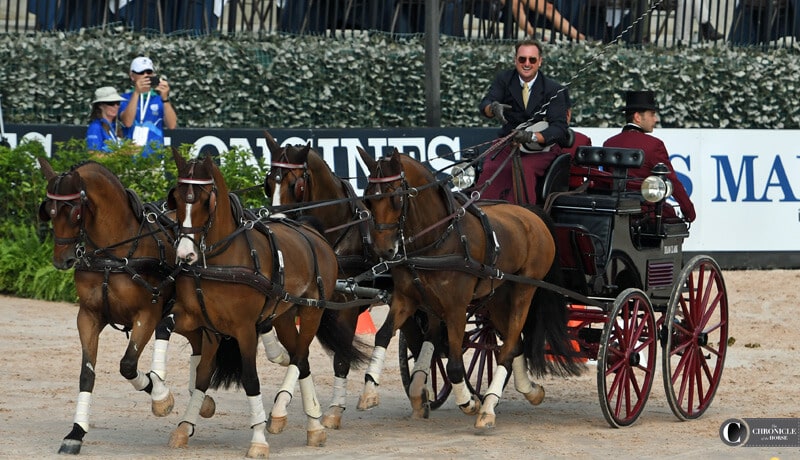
left=149, top=76, right=160, bottom=87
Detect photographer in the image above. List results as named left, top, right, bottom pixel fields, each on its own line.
left=119, top=56, right=176, bottom=157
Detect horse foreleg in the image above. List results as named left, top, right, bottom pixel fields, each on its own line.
left=246, top=394, right=269, bottom=458
left=146, top=315, right=175, bottom=416
left=299, top=374, right=326, bottom=447
left=59, top=311, right=101, bottom=455
left=408, top=340, right=435, bottom=419
left=475, top=364, right=510, bottom=431
left=357, top=310, right=399, bottom=411
left=511, top=353, right=545, bottom=405
left=268, top=364, right=300, bottom=434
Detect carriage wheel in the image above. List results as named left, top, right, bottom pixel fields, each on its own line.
left=398, top=330, right=451, bottom=410
left=662, top=255, right=729, bottom=421
left=462, top=309, right=501, bottom=399
left=597, top=288, right=658, bottom=428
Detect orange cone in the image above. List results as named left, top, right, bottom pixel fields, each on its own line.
left=356, top=310, right=377, bottom=334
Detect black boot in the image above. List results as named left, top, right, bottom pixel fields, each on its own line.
left=700, top=22, right=724, bottom=41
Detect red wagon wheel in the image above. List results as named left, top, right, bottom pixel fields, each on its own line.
left=597, top=288, right=658, bottom=428
left=662, top=255, right=729, bottom=420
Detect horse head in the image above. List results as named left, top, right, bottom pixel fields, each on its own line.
left=169, top=150, right=221, bottom=265
left=264, top=130, right=312, bottom=207
left=38, top=158, right=91, bottom=269
left=358, top=147, right=409, bottom=260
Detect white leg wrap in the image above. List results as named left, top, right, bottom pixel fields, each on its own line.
left=150, top=371, right=169, bottom=402
left=261, top=328, right=290, bottom=366
left=452, top=381, right=472, bottom=406
left=299, top=376, right=322, bottom=419
left=365, top=346, right=386, bottom=386
left=330, top=376, right=347, bottom=408
left=485, top=365, right=508, bottom=400
left=181, top=389, right=206, bottom=427
left=248, top=394, right=267, bottom=428
left=272, top=365, right=300, bottom=418
left=512, top=354, right=533, bottom=394
left=411, top=341, right=435, bottom=376
left=188, top=354, right=201, bottom=391
left=73, top=391, right=92, bottom=432
left=150, top=339, right=169, bottom=381
left=127, top=370, right=150, bottom=391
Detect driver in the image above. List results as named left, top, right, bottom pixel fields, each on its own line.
left=476, top=38, right=569, bottom=205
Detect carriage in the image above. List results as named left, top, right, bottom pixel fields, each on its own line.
left=390, top=144, right=728, bottom=428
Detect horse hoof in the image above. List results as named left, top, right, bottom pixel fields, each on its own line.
left=168, top=423, right=191, bottom=448
left=58, top=439, right=82, bottom=455
left=524, top=384, right=545, bottom=406
left=200, top=395, right=216, bottom=418
left=267, top=414, right=287, bottom=434
left=151, top=391, right=175, bottom=417
left=307, top=429, right=327, bottom=447
left=321, top=406, right=344, bottom=429
left=459, top=395, right=481, bottom=416
left=356, top=392, right=379, bottom=411
left=474, top=412, right=496, bottom=431
left=246, top=442, right=270, bottom=458
left=410, top=387, right=430, bottom=419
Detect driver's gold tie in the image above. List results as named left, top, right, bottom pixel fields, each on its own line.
left=522, top=83, right=529, bottom=108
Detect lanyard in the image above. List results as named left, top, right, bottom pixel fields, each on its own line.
left=138, top=91, right=152, bottom=125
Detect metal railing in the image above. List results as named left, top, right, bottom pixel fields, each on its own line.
left=1, top=0, right=796, bottom=47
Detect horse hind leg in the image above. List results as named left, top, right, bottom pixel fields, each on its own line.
left=321, top=375, right=347, bottom=429
left=512, top=353, right=545, bottom=405
left=408, top=341, right=435, bottom=419
left=246, top=394, right=270, bottom=458
left=260, top=325, right=290, bottom=366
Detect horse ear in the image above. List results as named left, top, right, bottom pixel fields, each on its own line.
left=166, top=187, right=176, bottom=210
left=172, top=147, right=187, bottom=172
left=264, top=130, right=282, bottom=160
left=389, top=150, right=403, bottom=171
left=38, top=157, right=57, bottom=180
left=357, top=146, right=377, bottom=173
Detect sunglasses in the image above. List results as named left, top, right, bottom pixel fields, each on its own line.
left=133, top=69, right=154, bottom=75
left=517, top=56, right=539, bottom=65
left=103, top=101, right=120, bottom=106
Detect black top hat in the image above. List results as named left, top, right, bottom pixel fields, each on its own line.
left=623, top=90, right=658, bottom=112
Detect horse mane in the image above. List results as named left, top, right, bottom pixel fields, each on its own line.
left=74, top=160, right=127, bottom=192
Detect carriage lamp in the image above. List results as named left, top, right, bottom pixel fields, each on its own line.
left=450, top=163, right=476, bottom=191
left=641, top=163, right=673, bottom=203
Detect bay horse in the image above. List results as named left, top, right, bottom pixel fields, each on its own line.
left=167, top=151, right=362, bottom=457
left=37, top=158, right=215, bottom=455
left=356, top=148, right=583, bottom=430
left=263, top=132, right=380, bottom=429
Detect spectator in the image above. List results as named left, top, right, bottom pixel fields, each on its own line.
left=86, top=86, right=124, bottom=155
left=476, top=38, right=569, bottom=204
left=505, top=0, right=586, bottom=40
left=603, top=90, right=696, bottom=222
left=675, top=0, right=724, bottom=41
left=119, top=56, right=177, bottom=157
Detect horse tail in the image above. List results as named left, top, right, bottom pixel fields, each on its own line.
left=316, top=307, right=370, bottom=368
left=523, top=205, right=585, bottom=378
left=210, top=336, right=244, bottom=390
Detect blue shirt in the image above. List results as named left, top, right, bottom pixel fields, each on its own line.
left=120, top=89, right=165, bottom=157
left=86, top=118, right=120, bottom=153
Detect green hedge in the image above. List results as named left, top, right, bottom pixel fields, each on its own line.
left=0, top=30, right=797, bottom=130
